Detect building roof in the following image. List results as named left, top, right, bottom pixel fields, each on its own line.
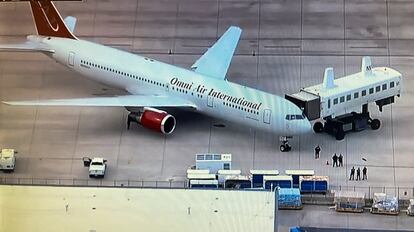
left=0, top=185, right=274, bottom=232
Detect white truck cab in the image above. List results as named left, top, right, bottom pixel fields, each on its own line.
left=88, top=157, right=107, bottom=178
left=0, top=149, right=16, bottom=172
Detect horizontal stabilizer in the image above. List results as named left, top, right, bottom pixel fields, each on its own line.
left=191, top=26, right=242, bottom=80
left=2, top=95, right=197, bottom=108
left=0, top=41, right=54, bottom=53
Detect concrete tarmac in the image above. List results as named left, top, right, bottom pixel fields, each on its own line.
left=1, top=0, right=414, bottom=230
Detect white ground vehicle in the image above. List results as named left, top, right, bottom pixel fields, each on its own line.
left=84, top=157, right=107, bottom=178
left=0, top=149, right=16, bottom=172
left=407, top=199, right=414, bottom=216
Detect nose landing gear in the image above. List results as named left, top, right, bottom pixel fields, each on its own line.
left=279, top=136, right=292, bottom=152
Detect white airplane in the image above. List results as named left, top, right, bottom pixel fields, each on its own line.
left=0, top=0, right=311, bottom=152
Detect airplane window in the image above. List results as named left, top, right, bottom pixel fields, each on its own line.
left=369, top=88, right=374, bottom=94
left=328, top=99, right=331, bottom=108
left=295, top=115, right=303, bottom=119
left=362, top=90, right=366, bottom=96
left=340, top=96, right=345, bottom=103
left=285, top=115, right=304, bottom=120
left=390, top=82, right=395, bottom=88
left=382, top=84, right=387, bottom=90
left=354, top=92, right=359, bottom=99
left=376, top=86, right=380, bottom=92
left=333, top=98, right=338, bottom=105
left=346, top=94, right=351, bottom=101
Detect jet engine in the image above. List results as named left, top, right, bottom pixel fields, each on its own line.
left=127, top=108, right=176, bottom=134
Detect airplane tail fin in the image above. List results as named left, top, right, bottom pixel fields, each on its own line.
left=29, top=0, right=77, bottom=40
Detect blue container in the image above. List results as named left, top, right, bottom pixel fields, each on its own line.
left=264, top=180, right=292, bottom=189
left=314, top=181, right=328, bottom=192
left=300, top=179, right=328, bottom=193
left=252, top=174, right=264, bottom=188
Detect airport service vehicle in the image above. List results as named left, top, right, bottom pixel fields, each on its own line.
left=286, top=57, right=402, bottom=140
left=86, top=157, right=107, bottom=178
left=0, top=149, right=16, bottom=172
left=0, top=0, right=311, bottom=152
left=408, top=199, right=414, bottom=216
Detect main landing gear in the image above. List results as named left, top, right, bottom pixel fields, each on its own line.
left=313, top=104, right=381, bottom=140
left=280, top=136, right=292, bottom=152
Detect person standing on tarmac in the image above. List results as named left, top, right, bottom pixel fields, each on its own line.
left=338, top=154, right=343, bottom=167
left=356, top=167, right=361, bottom=181
left=314, top=145, right=321, bottom=159
left=363, top=166, right=367, bottom=180
left=349, top=166, right=355, bottom=180
left=332, top=153, right=338, bottom=167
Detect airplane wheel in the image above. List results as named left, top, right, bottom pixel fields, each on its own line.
left=280, top=144, right=291, bottom=152
left=371, top=119, right=381, bottom=130
left=335, top=129, right=345, bottom=141
left=313, top=122, right=324, bottom=133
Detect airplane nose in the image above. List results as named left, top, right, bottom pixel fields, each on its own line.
left=301, top=119, right=312, bottom=134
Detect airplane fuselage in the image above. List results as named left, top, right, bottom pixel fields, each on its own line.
left=35, top=35, right=310, bottom=136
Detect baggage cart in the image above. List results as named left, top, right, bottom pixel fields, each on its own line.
left=370, top=193, right=399, bottom=215
left=334, top=191, right=365, bottom=213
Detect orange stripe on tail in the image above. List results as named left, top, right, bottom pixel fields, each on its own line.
left=29, top=0, right=77, bottom=40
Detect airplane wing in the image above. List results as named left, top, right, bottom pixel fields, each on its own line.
left=191, top=26, right=242, bottom=80
left=0, top=41, right=54, bottom=53
left=2, top=95, right=197, bottom=108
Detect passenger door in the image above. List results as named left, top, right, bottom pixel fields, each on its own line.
left=68, top=52, right=75, bottom=67
left=263, top=109, right=271, bottom=124
left=207, top=95, right=214, bottom=108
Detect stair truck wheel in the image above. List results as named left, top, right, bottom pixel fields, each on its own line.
left=313, top=121, right=324, bottom=133
left=371, top=119, right=381, bottom=130
left=335, top=128, right=345, bottom=140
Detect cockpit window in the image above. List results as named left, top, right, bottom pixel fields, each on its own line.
left=285, top=114, right=305, bottom=120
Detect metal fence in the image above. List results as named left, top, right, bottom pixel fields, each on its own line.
left=329, top=185, right=414, bottom=200
left=0, top=176, right=413, bottom=201
left=0, top=177, right=188, bottom=189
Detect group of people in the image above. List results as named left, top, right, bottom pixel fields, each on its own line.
left=314, top=145, right=369, bottom=181
left=332, top=153, right=343, bottom=167
left=349, top=166, right=367, bottom=181
left=314, top=146, right=344, bottom=168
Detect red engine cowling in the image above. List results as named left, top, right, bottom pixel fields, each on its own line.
left=139, top=109, right=176, bottom=134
